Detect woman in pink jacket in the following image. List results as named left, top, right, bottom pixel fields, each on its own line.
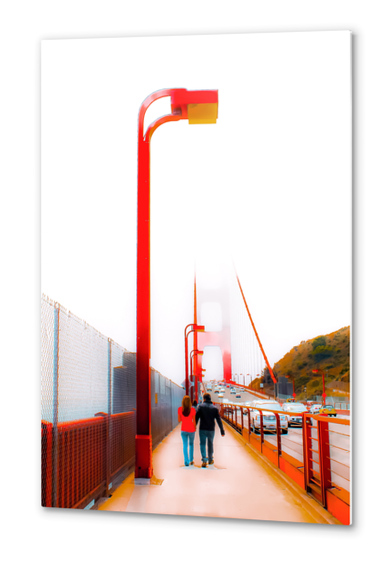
left=177, top=395, right=197, bottom=466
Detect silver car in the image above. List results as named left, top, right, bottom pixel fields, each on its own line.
left=250, top=410, right=289, bottom=434
left=282, top=402, right=307, bottom=426
left=309, top=404, right=321, bottom=415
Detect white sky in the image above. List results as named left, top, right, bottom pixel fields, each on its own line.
left=41, top=31, right=351, bottom=385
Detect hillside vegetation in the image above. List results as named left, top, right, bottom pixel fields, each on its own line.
left=251, top=326, right=350, bottom=400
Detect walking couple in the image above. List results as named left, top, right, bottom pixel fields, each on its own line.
left=178, top=393, right=225, bottom=468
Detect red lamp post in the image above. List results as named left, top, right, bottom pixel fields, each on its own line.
left=190, top=349, right=204, bottom=402
left=184, top=324, right=205, bottom=396
left=312, top=369, right=327, bottom=406
left=135, top=89, right=218, bottom=480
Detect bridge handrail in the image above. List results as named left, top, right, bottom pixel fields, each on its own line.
left=214, top=401, right=350, bottom=525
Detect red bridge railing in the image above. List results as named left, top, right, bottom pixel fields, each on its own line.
left=218, top=403, right=350, bottom=525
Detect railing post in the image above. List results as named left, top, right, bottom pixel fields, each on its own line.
left=260, top=410, right=264, bottom=453
left=318, top=419, right=331, bottom=507
left=302, top=413, right=308, bottom=491
left=247, top=408, right=251, bottom=436
left=303, top=414, right=314, bottom=493
left=275, top=413, right=281, bottom=467
left=52, top=303, right=59, bottom=508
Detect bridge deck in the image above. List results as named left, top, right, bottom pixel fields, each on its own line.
left=98, top=424, right=338, bottom=524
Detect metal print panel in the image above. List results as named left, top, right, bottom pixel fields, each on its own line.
left=41, top=31, right=351, bottom=524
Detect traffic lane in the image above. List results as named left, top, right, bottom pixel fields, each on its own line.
left=208, top=388, right=350, bottom=464
left=206, top=386, right=350, bottom=418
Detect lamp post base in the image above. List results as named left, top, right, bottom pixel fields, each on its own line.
left=134, top=475, right=164, bottom=486
left=135, top=435, right=153, bottom=479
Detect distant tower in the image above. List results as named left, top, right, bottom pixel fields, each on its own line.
left=195, top=262, right=232, bottom=382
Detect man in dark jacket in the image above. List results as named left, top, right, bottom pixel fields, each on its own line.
left=195, top=393, right=225, bottom=467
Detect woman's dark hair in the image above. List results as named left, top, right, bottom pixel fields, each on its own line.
left=182, top=395, right=192, bottom=417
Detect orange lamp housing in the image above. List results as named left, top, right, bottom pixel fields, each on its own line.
left=170, top=89, right=218, bottom=124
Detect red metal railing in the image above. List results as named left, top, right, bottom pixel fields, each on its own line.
left=218, top=403, right=350, bottom=525
left=41, top=412, right=135, bottom=509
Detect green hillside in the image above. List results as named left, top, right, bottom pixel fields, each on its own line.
left=251, top=326, right=350, bottom=400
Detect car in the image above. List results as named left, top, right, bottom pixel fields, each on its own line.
left=282, top=402, right=307, bottom=413
left=282, top=402, right=307, bottom=426
left=309, top=404, right=321, bottom=415
left=250, top=410, right=289, bottom=434
left=319, top=404, right=337, bottom=417
left=235, top=393, right=241, bottom=398
left=249, top=399, right=284, bottom=412
left=214, top=389, right=219, bottom=393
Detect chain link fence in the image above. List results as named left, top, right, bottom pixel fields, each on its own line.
left=41, top=294, right=184, bottom=508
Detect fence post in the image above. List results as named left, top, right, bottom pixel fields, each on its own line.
left=52, top=303, right=60, bottom=508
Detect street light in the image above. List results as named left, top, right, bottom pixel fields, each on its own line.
left=135, top=89, right=218, bottom=480
left=185, top=324, right=205, bottom=395
left=190, top=349, right=204, bottom=402
left=312, top=369, right=327, bottom=406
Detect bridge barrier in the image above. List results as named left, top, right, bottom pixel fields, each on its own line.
left=41, top=412, right=135, bottom=509
left=41, top=295, right=184, bottom=508
left=217, top=402, right=350, bottom=525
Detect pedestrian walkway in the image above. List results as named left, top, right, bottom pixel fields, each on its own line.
left=98, top=424, right=339, bottom=524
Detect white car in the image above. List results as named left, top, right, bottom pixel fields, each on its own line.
left=249, top=399, right=284, bottom=412
left=282, top=402, right=307, bottom=426
left=309, top=404, right=321, bottom=415
left=250, top=410, right=288, bottom=434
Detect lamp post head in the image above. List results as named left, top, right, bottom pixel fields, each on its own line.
left=170, top=89, right=218, bottom=124
left=190, top=349, right=204, bottom=358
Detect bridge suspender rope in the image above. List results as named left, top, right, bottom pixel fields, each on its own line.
left=235, top=271, right=277, bottom=385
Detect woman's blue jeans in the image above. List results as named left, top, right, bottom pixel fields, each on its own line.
left=181, top=431, right=195, bottom=465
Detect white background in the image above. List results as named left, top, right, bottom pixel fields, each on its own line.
left=1, top=1, right=386, bottom=560
left=41, top=32, right=350, bottom=384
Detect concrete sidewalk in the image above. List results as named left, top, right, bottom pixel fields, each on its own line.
left=98, top=424, right=338, bottom=524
